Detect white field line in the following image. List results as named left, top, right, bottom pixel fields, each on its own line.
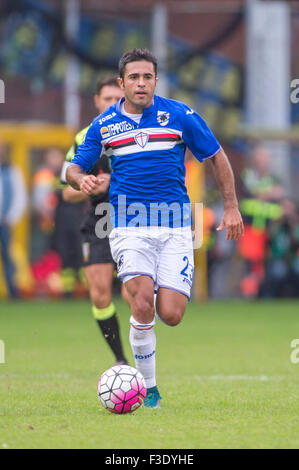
left=193, top=375, right=275, bottom=381
left=0, top=373, right=71, bottom=379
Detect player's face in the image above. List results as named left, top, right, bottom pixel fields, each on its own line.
left=118, top=60, right=158, bottom=113
left=94, top=85, right=123, bottom=114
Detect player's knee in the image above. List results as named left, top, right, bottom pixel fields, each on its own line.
left=90, top=286, right=111, bottom=309
left=159, top=307, right=184, bottom=327
left=167, top=312, right=183, bottom=327
left=133, top=294, right=154, bottom=322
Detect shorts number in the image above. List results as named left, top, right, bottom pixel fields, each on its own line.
left=180, top=256, right=194, bottom=282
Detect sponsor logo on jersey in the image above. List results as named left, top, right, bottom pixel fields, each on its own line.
left=107, top=121, right=135, bottom=137
left=100, top=126, right=110, bottom=138
left=134, top=132, right=149, bottom=148
left=157, top=110, right=170, bottom=126
left=98, top=112, right=116, bottom=125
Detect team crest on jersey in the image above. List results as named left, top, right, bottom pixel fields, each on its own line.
left=100, top=126, right=110, bottom=139
left=134, top=132, right=149, bottom=148
left=157, top=111, right=170, bottom=126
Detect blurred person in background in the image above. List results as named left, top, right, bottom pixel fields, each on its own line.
left=52, top=148, right=87, bottom=297
left=238, top=144, right=284, bottom=297
left=61, top=76, right=128, bottom=366
left=32, top=148, right=86, bottom=297
left=0, top=138, right=28, bottom=298
left=31, top=147, right=64, bottom=260
left=205, top=196, right=237, bottom=299
left=261, top=198, right=299, bottom=298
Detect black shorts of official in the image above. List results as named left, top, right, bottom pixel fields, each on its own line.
left=81, top=232, right=114, bottom=267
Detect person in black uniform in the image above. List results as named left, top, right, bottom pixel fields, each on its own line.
left=61, top=77, right=128, bottom=365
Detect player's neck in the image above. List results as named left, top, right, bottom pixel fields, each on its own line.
left=123, top=98, right=153, bottom=115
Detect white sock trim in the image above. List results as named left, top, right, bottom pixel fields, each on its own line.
left=130, top=315, right=155, bottom=329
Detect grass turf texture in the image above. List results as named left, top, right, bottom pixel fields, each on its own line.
left=0, top=299, right=299, bottom=449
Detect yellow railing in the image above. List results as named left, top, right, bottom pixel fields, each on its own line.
left=0, top=123, right=75, bottom=298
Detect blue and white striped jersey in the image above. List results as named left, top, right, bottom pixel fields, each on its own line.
left=72, top=95, right=221, bottom=228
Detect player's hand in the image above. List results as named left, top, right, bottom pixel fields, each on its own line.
left=216, top=207, right=244, bottom=241
left=91, top=173, right=111, bottom=195
left=79, top=174, right=106, bottom=196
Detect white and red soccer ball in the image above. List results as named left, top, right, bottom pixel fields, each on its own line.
left=97, top=364, right=146, bottom=414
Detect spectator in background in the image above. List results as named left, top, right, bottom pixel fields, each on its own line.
left=206, top=200, right=237, bottom=298
left=32, top=148, right=86, bottom=297
left=0, top=139, right=28, bottom=298
left=261, top=199, right=299, bottom=298
left=31, top=147, right=64, bottom=260
left=241, top=145, right=284, bottom=202
left=33, top=148, right=63, bottom=210
left=238, top=144, right=284, bottom=297
left=51, top=149, right=87, bottom=297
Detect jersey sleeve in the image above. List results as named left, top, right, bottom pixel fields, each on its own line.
left=181, top=105, right=221, bottom=162
left=72, top=120, right=104, bottom=173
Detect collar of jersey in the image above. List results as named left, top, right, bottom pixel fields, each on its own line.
left=115, top=95, right=157, bottom=125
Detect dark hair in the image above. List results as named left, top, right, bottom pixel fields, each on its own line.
left=96, top=76, right=120, bottom=95
left=119, top=48, right=158, bottom=78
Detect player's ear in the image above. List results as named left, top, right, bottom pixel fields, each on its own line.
left=117, top=77, right=124, bottom=90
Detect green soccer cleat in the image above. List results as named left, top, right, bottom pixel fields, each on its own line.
left=144, top=386, right=162, bottom=408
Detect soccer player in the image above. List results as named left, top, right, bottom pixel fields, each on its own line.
left=61, top=77, right=128, bottom=365
left=66, top=48, right=244, bottom=408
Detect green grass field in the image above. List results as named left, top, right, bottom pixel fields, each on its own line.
left=1, top=298, right=299, bottom=449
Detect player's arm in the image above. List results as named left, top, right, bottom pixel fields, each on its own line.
left=209, top=148, right=244, bottom=241
left=181, top=105, right=243, bottom=241
left=62, top=126, right=96, bottom=201
left=63, top=172, right=110, bottom=199
left=65, top=120, right=109, bottom=196
left=66, top=163, right=110, bottom=196
left=62, top=185, right=89, bottom=203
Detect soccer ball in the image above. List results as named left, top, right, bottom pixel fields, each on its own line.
left=97, top=364, right=146, bottom=414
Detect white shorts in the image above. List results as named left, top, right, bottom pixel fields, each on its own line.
left=109, top=226, right=194, bottom=299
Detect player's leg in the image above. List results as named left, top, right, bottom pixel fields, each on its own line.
left=124, top=275, right=161, bottom=407
left=109, top=228, right=161, bottom=407
left=125, top=275, right=155, bottom=324
left=121, top=282, right=130, bottom=305
left=83, top=234, right=128, bottom=365
left=124, top=276, right=156, bottom=388
left=156, top=226, right=194, bottom=325
left=156, top=288, right=188, bottom=326
left=84, top=263, right=114, bottom=308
